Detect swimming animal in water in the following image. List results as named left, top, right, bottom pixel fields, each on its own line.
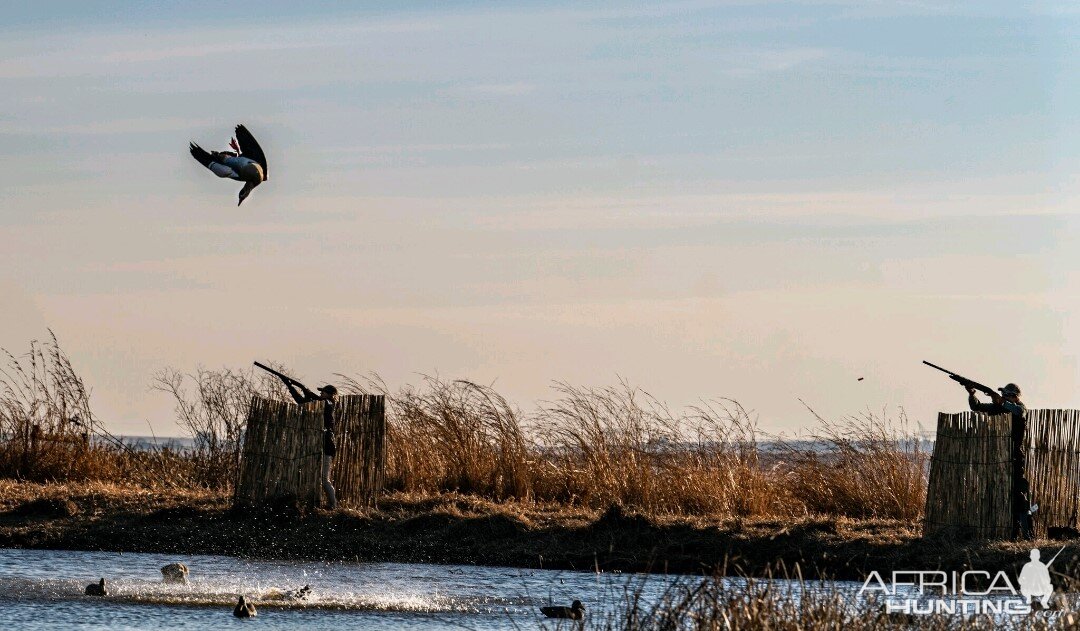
left=160, top=562, right=189, bottom=584
left=233, top=595, right=257, bottom=618
left=85, top=578, right=107, bottom=596
left=262, top=584, right=311, bottom=601
left=189, top=124, right=268, bottom=206
left=540, top=600, right=584, bottom=620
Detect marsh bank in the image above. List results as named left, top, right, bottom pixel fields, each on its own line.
left=1, top=482, right=1071, bottom=585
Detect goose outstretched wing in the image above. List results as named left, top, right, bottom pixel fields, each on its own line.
left=234, top=124, right=267, bottom=177
left=189, top=142, right=238, bottom=178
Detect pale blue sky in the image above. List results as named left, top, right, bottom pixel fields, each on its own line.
left=1, top=2, right=1077, bottom=434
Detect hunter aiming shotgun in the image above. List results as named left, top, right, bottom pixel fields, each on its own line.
left=925, top=359, right=1034, bottom=539
left=253, top=360, right=340, bottom=509
left=923, top=361, right=997, bottom=398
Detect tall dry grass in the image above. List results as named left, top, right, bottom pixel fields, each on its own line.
left=782, top=406, right=928, bottom=520
left=0, top=334, right=287, bottom=489
left=338, top=373, right=532, bottom=499
left=356, top=373, right=928, bottom=520
left=0, top=334, right=929, bottom=519
left=0, top=332, right=203, bottom=487
left=531, top=381, right=788, bottom=516
left=152, top=365, right=282, bottom=488
left=583, top=572, right=1023, bottom=631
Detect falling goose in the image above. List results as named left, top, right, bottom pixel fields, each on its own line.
left=189, top=124, right=268, bottom=206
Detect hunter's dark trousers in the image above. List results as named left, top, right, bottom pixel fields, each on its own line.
left=1012, top=416, right=1032, bottom=539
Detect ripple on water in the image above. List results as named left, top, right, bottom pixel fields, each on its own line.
left=0, top=548, right=690, bottom=629
left=3, top=548, right=893, bottom=630
left=0, top=575, right=487, bottom=613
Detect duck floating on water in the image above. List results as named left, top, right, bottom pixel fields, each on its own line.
left=540, top=600, right=584, bottom=620
left=85, top=578, right=107, bottom=596
left=233, top=595, right=257, bottom=618
left=189, top=124, right=268, bottom=206
left=161, top=562, right=189, bottom=584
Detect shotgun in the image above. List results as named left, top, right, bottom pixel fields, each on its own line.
left=253, top=361, right=311, bottom=393
left=922, top=360, right=997, bottom=398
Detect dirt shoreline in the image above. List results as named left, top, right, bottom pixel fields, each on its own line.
left=0, top=482, right=1070, bottom=583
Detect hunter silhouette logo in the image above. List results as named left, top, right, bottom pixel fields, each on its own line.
left=1019, top=547, right=1064, bottom=608
left=860, top=546, right=1068, bottom=615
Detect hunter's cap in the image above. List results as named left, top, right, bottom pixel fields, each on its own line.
left=318, top=384, right=338, bottom=396
left=999, top=383, right=1022, bottom=396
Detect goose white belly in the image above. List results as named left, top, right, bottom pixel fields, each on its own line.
left=212, top=155, right=257, bottom=180
left=210, top=156, right=263, bottom=182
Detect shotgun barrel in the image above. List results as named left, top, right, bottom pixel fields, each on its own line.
left=253, top=361, right=306, bottom=388
left=922, top=360, right=997, bottom=398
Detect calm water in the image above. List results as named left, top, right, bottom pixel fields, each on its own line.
left=0, top=548, right=697, bottom=630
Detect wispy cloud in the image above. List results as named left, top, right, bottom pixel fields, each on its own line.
left=99, top=41, right=324, bottom=64
left=0, top=17, right=443, bottom=79
left=0, top=116, right=215, bottom=135
left=463, top=82, right=536, bottom=96
left=723, top=47, right=830, bottom=76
